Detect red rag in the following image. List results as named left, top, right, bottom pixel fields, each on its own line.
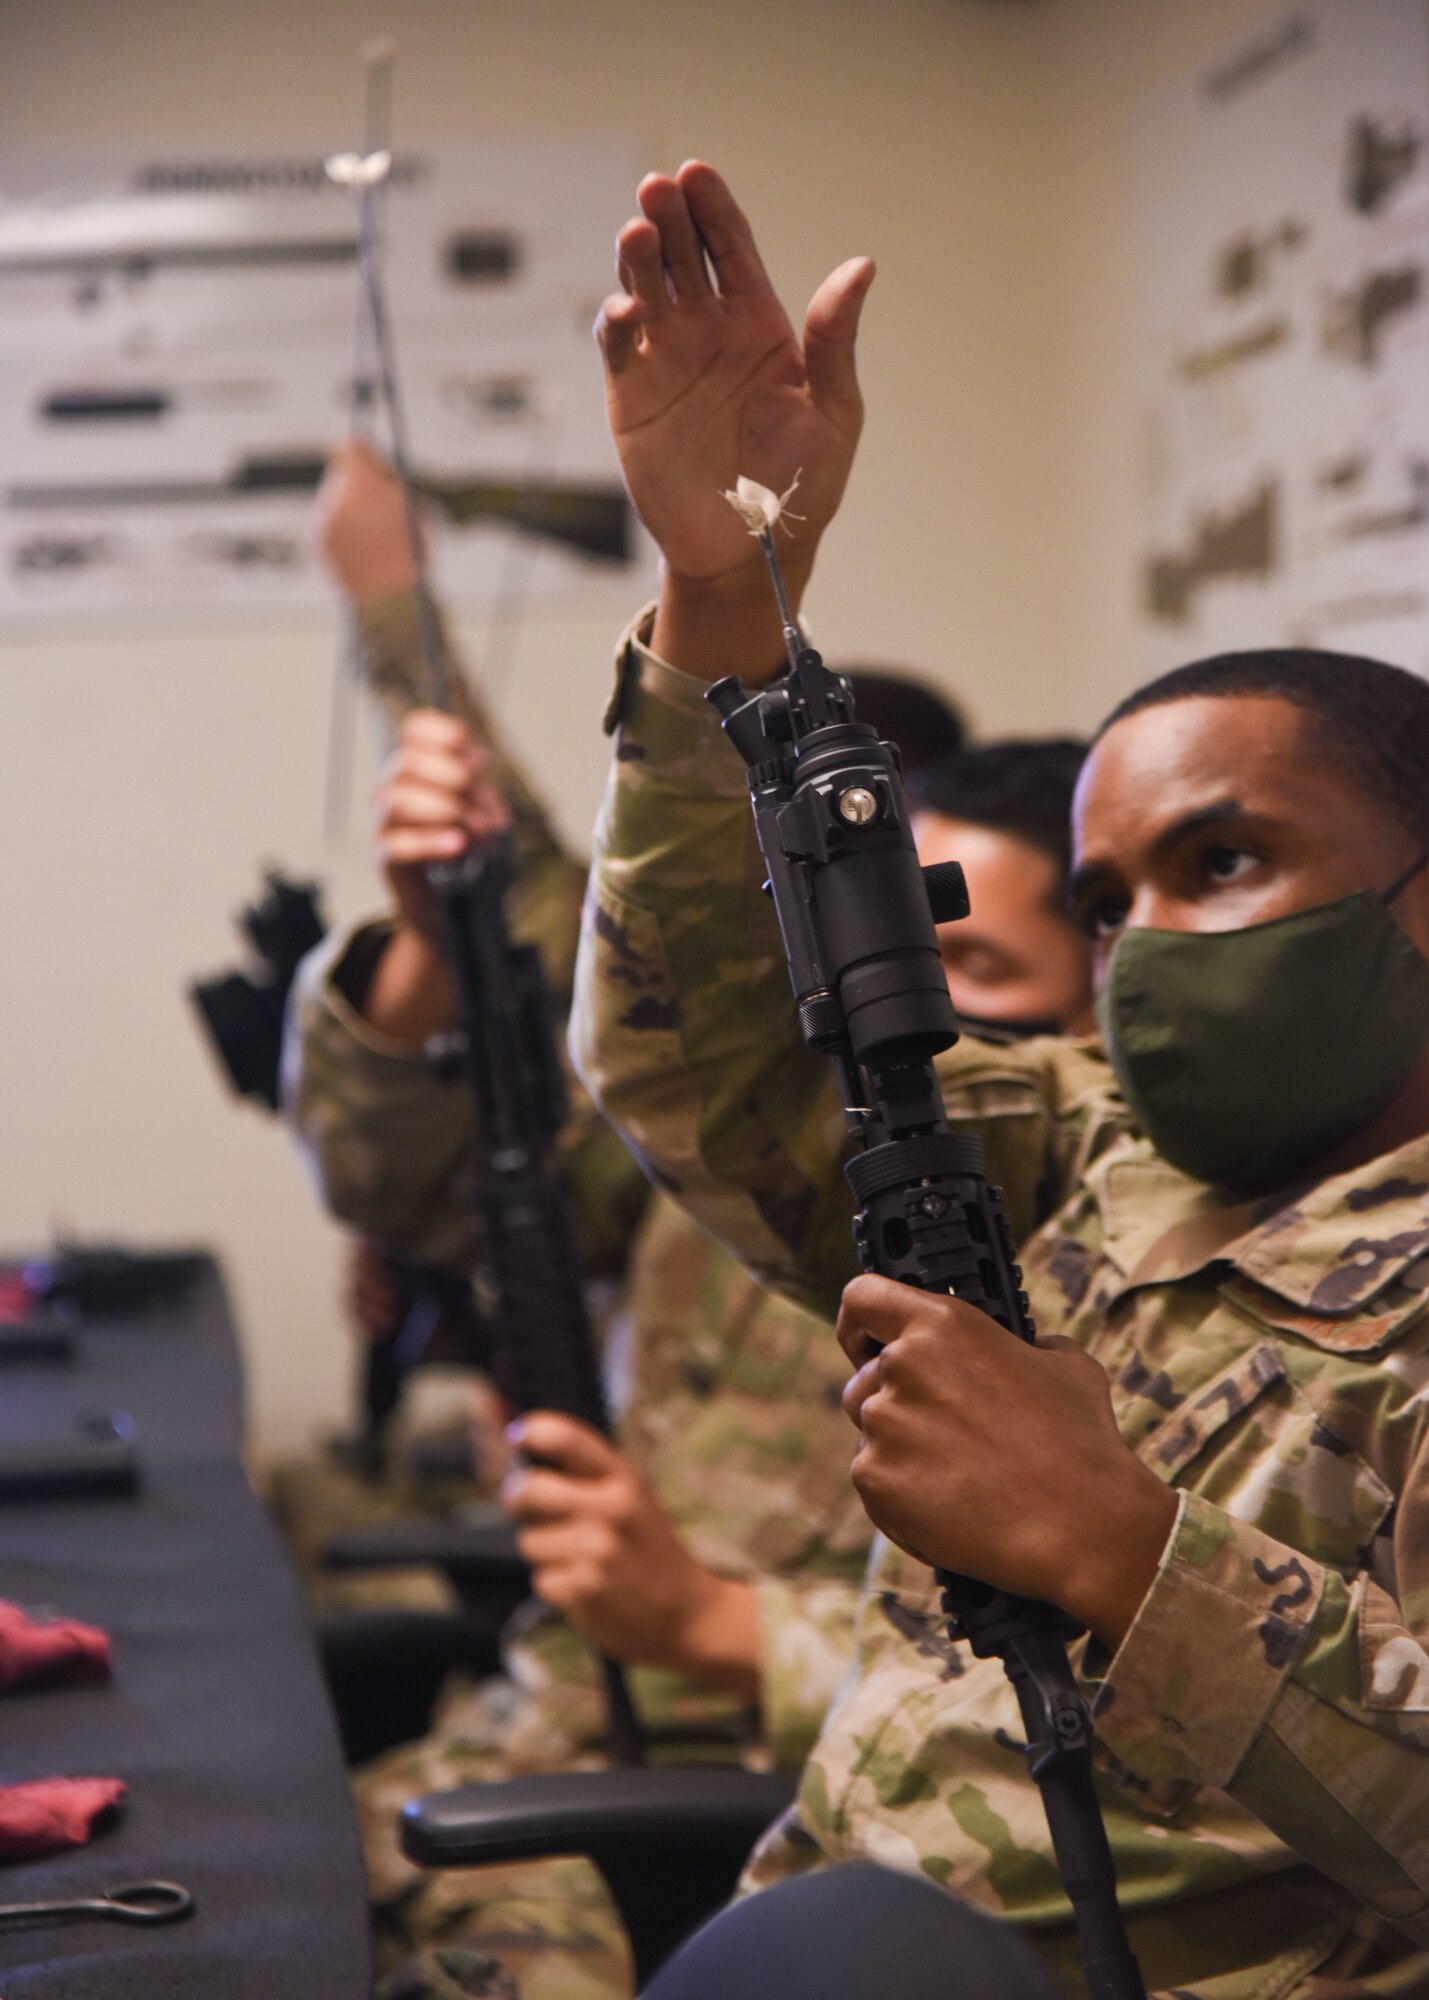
left=0, top=1601, right=111, bottom=1691
left=0, top=1271, right=36, bottom=1323
left=0, top=1778, right=127, bottom=1861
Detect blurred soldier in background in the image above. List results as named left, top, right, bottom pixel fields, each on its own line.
left=279, top=445, right=1091, bottom=1998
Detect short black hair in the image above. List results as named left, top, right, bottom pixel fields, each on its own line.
left=907, top=738, right=1088, bottom=884
left=1099, top=647, right=1429, bottom=844
left=842, top=667, right=967, bottom=778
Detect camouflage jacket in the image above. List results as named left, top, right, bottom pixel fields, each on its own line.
left=571, top=620, right=1429, bottom=1998
left=284, top=591, right=870, bottom=1766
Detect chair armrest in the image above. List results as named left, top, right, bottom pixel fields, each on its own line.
left=317, top=1607, right=508, bottom=1765
left=401, top=1768, right=797, bottom=1985
left=401, top=1767, right=796, bottom=1868
left=321, top=1516, right=530, bottom=1590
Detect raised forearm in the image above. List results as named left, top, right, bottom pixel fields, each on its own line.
left=648, top=556, right=813, bottom=688
left=573, top=627, right=854, bottom=1318
left=362, top=925, right=458, bottom=1044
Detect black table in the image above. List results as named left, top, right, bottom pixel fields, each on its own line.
left=0, top=1257, right=372, bottom=1998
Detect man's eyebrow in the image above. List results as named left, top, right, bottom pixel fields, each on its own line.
left=1147, top=796, right=1248, bottom=861
left=1067, top=856, right=1119, bottom=907
left=1070, top=798, right=1263, bottom=905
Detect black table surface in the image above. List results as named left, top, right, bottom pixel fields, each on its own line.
left=0, top=1257, right=372, bottom=1998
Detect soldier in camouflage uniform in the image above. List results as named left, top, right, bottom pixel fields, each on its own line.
left=285, top=451, right=1085, bottom=1996
left=569, top=159, right=1429, bottom=1995
left=284, top=446, right=873, bottom=1997
left=267, top=495, right=649, bottom=1613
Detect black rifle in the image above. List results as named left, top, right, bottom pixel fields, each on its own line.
left=706, top=535, right=1144, bottom=2000
left=330, top=54, right=644, bottom=1766
left=426, top=836, right=645, bottom=1767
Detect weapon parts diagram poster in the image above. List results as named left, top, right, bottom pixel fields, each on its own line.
left=1134, top=0, right=1429, bottom=677
left=0, top=137, right=650, bottom=624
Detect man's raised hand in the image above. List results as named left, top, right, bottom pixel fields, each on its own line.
left=358, top=711, right=510, bottom=1044
left=595, top=161, right=874, bottom=678
left=315, top=440, right=419, bottom=606
left=375, top=710, right=510, bottom=940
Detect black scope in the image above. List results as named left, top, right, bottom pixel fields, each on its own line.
left=709, top=663, right=969, bottom=1069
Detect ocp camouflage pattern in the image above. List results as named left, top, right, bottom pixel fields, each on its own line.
left=282, top=594, right=873, bottom=1996
left=570, top=620, right=1429, bottom=1999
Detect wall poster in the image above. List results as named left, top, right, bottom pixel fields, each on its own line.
left=1134, top=1, right=1429, bottom=678
left=0, top=136, right=650, bottom=625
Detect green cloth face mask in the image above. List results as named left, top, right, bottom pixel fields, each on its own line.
left=1095, top=864, right=1429, bottom=1196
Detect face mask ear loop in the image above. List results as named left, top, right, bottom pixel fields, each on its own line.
left=1383, top=851, right=1429, bottom=907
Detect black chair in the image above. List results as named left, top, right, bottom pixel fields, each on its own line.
left=401, top=1767, right=799, bottom=1987
left=322, top=1514, right=531, bottom=1597
left=316, top=1516, right=533, bottom=1763
left=644, top=1863, right=1060, bottom=2000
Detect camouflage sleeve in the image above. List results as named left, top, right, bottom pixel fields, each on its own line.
left=284, top=918, right=482, bottom=1270
left=284, top=589, right=651, bottom=1276
left=1089, top=1479, right=1429, bottom=1942
left=285, top=917, right=649, bottom=1279
left=571, top=616, right=1123, bottom=1318
left=753, top=1576, right=860, bottom=1769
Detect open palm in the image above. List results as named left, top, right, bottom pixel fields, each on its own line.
left=596, top=162, right=875, bottom=586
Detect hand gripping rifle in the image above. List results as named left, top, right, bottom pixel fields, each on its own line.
left=328, top=50, right=644, bottom=1768
left=706, top=525, right=1144, bottom=2000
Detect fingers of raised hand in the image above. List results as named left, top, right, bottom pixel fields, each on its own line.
left=616, top=216, right=670, bottom=320
left=607, top=163, right=774, bottom=333
left=396, top=708, right=478, bottom=759
left=387, top=740, right=480, bottom=799
left=636, top=173, right=713, bottom=303
left=380, top=826, right=467, bottom=868
left=676, top=159, right=770, bottom=299
left=377, top=786, right=474, bottom=846
left=466, top=778, right=511, bottom=841
left=802, top=256, right=875, bottom=429
left=594, top=291, right=646, bottom=375
left=377, top=748, right=485, bottom=854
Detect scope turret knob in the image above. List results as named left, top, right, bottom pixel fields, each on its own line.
left=837, top=786, right=879, bottom=826
left=922, top=860, right=970, bottom=925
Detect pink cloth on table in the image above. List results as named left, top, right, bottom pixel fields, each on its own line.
left=0, top=1270, right=37, bottom=1322
left=0, top=1600, right=111, bottom=1691
left=0, top=1778, right=127, bottom=1860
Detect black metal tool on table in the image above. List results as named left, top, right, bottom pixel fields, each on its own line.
left=705, top=520, right=1144, bottom=2000
left=0, top=1879, right=193, bottom=1931
left=0, top=1413, right=139, bottom=1503
left=0, top=1316, right=74, bottom=1365
left=324, top=53, right=644, bottom=1767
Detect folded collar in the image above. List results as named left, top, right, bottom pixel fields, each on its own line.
left=1086, top=1129, right=1429, bottom=1317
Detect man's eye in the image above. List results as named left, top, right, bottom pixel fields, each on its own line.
left=1203, top=845, right=1257, bottom=884
left=1081, top=897, right=1128, bottom=941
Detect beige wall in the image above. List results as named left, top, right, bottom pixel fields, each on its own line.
left=0, top=0, right=1289, bottom=1448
